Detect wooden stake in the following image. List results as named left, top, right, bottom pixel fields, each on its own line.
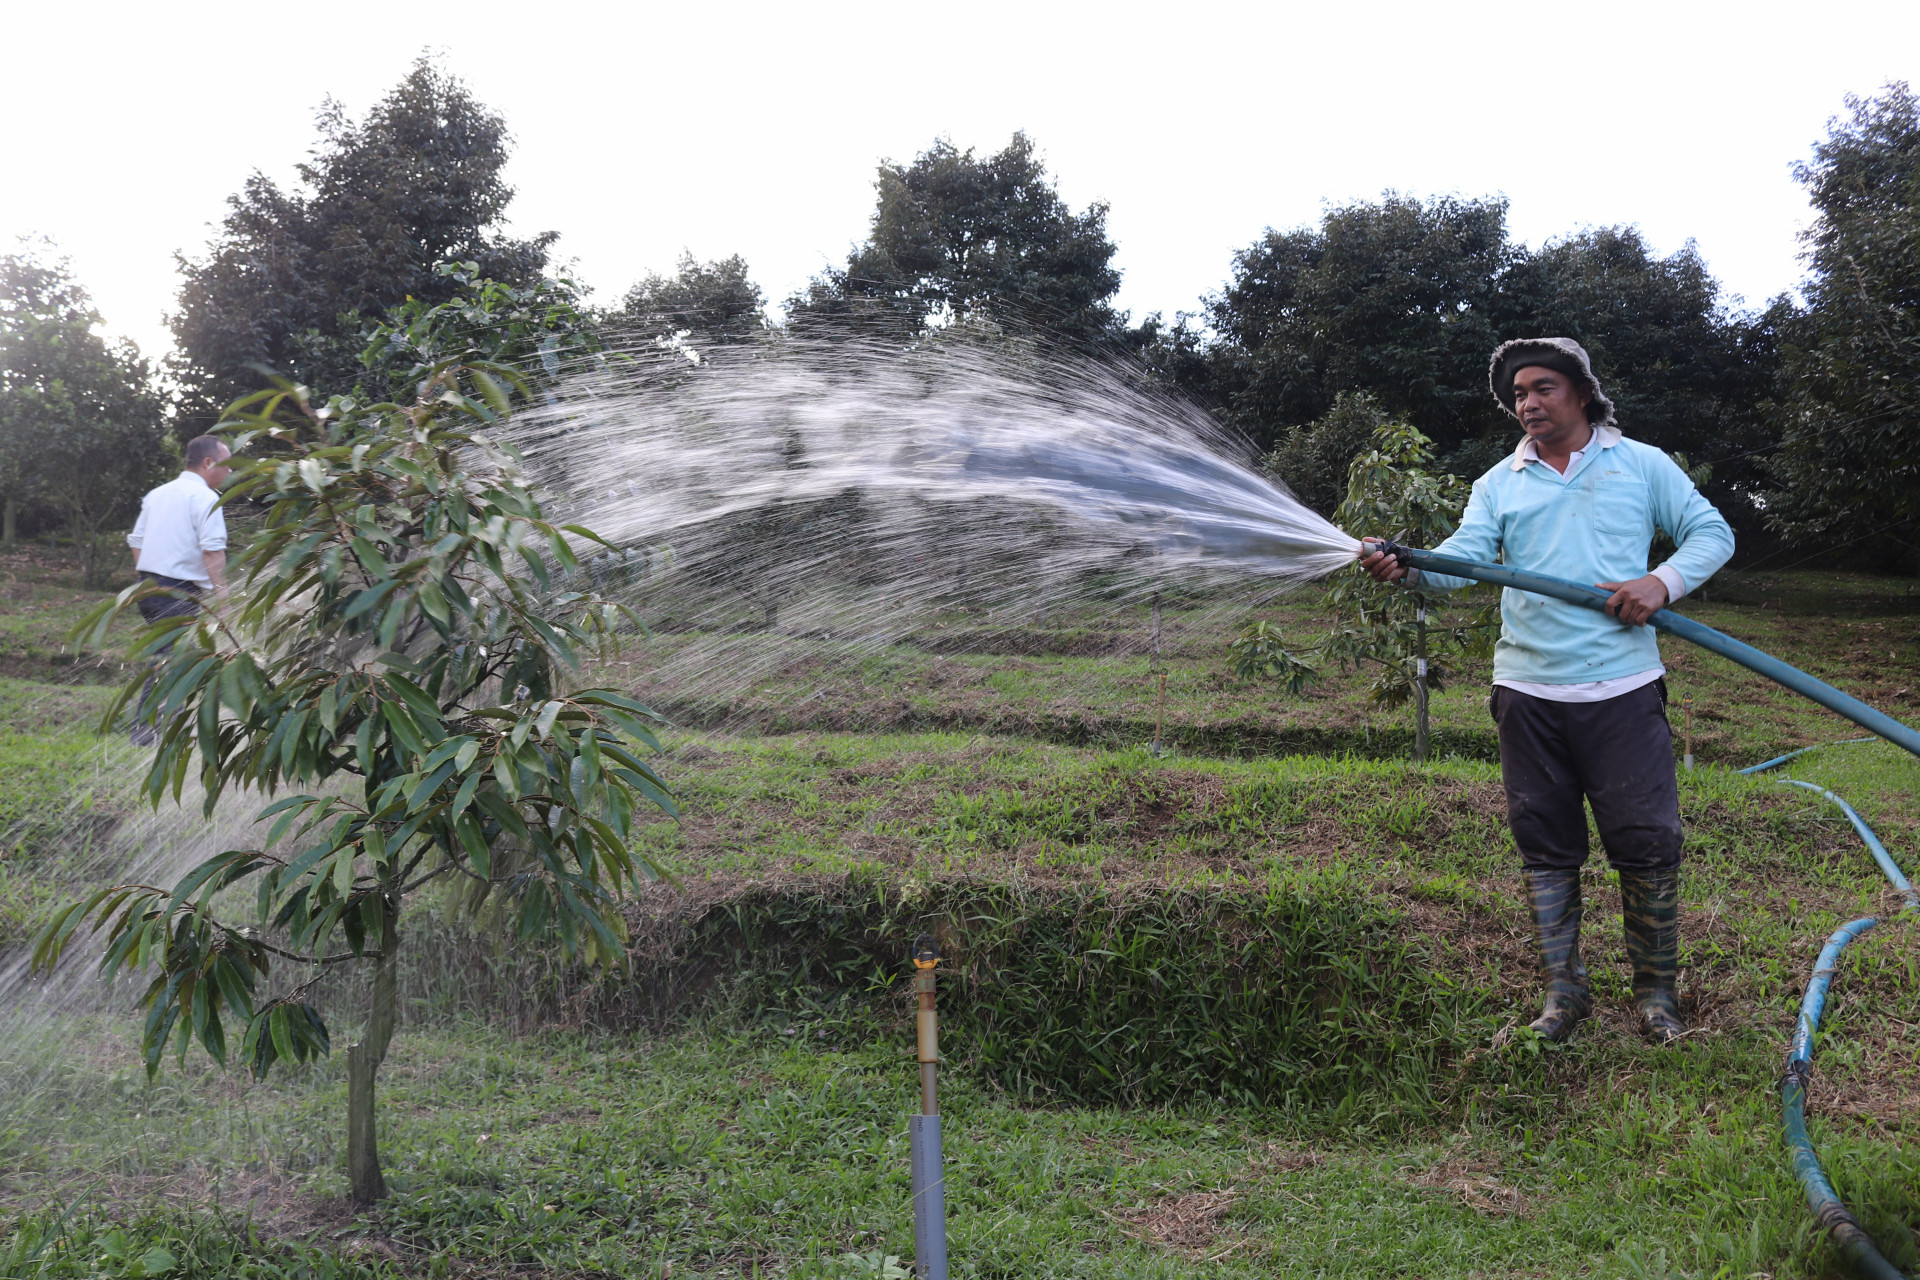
left=1153, top=670, right=1167, bottom=753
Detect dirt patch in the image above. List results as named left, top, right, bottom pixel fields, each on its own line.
left=902, top=628, right=1145, bottom=657
left=1246, top=1143, right=1330, bottom=1176
left=0, top=651, right=121, bottom=686
left=13, top=1167, right=359, bottom=1241
left=1110, top=1189, right=1248, bottom=1261
left=1404, top=1158, right=1528, bottom=1217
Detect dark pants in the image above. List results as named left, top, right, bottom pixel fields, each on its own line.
left=1491, top=682, right=1683, bottom=872
left=136, top=573, right=203, bottom=628
left=132, top=574, right=202, bottom=742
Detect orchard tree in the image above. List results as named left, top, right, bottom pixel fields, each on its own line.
left=35, top=299, right=672, bottom=1203
left=1261, top=391, right=1393, bottom=517
left=1763, top=82, right=1920, bottom=554
left=1321, top=421, right=1498, bottom=717
left=1187, top=194, right=1775, bottom=495
left=360, top=260, right=607, bottom=402
left=0, top=243, right=171, bottom=575
left=619, top=252, right=765, bottom=346
left=1205, top=194, right=1513, bottom=454
left=1232, top=422, right=1495, bottom=761
left=170, top=59, right=556, bottom=431
left=792, top=133, right=1124, bottom=346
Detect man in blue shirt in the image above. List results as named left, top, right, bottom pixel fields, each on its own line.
left=1362, top=338, right=1734, bottom=1045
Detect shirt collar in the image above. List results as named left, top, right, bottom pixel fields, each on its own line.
left=1508, top=423, right=1621, bottom=471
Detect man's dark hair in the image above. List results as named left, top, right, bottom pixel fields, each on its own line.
left=184, top=435, right=228, bottom=469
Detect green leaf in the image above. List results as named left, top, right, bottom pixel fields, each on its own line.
left=383, top=673, right=445, bottom=726
left=448, top=770, right=481, bottom=819
left=474, top=789, right=529, bottom=840
left=409, top=760, right=458, bottom=811
left=382, top=702, right=429, bottom=762
left=349, top=535, right=390, bottom=576
left=470, top=368, right=513, bottom=415
left=418, top=579, right=451, bottom=626
left=560, top=524, right=616, bottom=550
left=456, top=813, right=492, bottom=876
left=421, top=735, right=475, bottom=773
left=492, top=750, right=520, bottom=799
left=343, top=577, right=400, bottom=620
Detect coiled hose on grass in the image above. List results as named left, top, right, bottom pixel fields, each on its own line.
left=1376, top=542, right=1919, bottom=1279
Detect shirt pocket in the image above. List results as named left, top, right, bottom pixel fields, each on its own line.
left=1588, top=476, right=1655, bottom=576
left=1591, top=478, right=1653, bottom=540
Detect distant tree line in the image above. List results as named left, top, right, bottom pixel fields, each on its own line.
left=0, top=244, right=170, bottom=584
left=3, top=63, right=1916, bottom=568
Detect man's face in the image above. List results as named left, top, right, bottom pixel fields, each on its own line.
left=1510, top=366, right=1592, bottom=445
left=200, top=448, right=233, bottom=488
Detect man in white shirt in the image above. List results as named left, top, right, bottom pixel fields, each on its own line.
left=125, top=435, right=232, bottom=744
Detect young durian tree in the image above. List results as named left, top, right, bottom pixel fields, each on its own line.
left=34, top=349, right=671, bottom=1203
left=1230, top=421, right=1496, bottom=761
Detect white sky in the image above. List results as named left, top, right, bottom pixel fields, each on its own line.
left=5, top=1, right=1916, bottom=364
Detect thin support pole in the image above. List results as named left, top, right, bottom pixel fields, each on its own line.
left=1152, top=671, right=1167, bottom=754
left=1683, top=695, right=1695, bottom=771
left=1413, top=602, right=1429, bottom=765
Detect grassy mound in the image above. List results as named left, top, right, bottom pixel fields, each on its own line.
left=615, top=875, right=1485, bottom=1114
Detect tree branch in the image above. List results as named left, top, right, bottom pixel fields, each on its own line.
left=400, top=862, right=458, bottom=894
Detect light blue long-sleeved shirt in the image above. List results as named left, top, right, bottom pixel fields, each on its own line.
left=1412, top=427, right=1735, bottom=685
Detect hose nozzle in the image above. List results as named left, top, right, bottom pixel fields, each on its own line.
left=1361, top=536, right=1420, bottom=565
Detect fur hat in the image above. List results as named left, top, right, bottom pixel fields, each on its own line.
left=1489, top=337, right=1615, bottom=428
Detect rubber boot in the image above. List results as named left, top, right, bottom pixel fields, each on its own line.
left=1620, top=869, right=1686, bottom=1043
left=1522, top=868, right=1592, bottom=1042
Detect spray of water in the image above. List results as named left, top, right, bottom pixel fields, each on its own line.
left=508, top=335, right=1362, bottom=710
left=0, top=336, right=1364, bottom=1209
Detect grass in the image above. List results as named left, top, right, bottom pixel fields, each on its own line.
left=2, top=1010, right=1913, bottom=1278
left=0, top=546, right=1916, bottom=1277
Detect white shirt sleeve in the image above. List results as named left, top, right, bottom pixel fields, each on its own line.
left=199, top=500, right=228, bottom=551
left=128, top=501, right=148, bottom=549
left=1650, top=563, right=1688, bottom=604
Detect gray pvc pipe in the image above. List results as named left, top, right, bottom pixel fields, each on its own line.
left=910, top=1114, right=948, bottom=1280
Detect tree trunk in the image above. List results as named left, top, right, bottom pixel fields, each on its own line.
left=347, top=899, right=400, bottom=1204
left=2, top=496, right=15, bottom=548
left=81, top=531, right=101, bottom=590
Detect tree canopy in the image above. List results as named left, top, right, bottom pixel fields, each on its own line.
left=0, top=243, right=170, bottom=575
left=1166, top=194, right=1775, bottom=529
left=619, top=252, right=765, bottom=347
left=1761, top=82, right=1920, bottom=560
left=169, top=59, right=555, bottom=432
left=1205, top=195, right=1513, bottom=455
left=791, top=133, right=1124, bottom=347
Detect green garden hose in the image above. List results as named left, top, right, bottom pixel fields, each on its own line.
left=1375, top=540, right=1918, bottom=1278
